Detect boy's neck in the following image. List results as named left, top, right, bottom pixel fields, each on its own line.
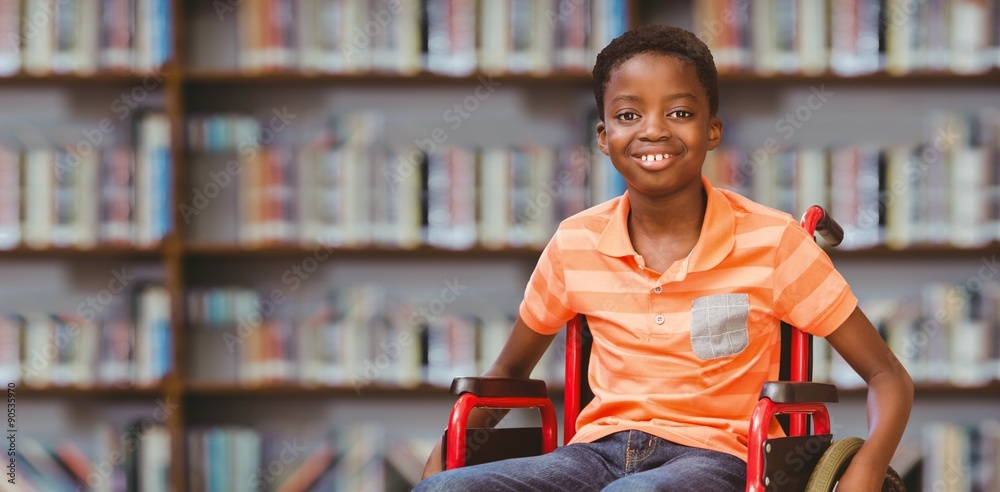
left=626, top=181, right=707, bottom=268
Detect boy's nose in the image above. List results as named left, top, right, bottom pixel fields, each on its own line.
left=639, top=116, right=672, bottom=141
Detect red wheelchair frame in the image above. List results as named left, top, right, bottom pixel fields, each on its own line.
left=444, top=206, right=857, bottom=491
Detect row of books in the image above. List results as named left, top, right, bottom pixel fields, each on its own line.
left=192, top=281, right=1000, bottom=391
left=186, top=113, right=262, bottom=153
left=229, top=0, right=627, bottom=75
left=705, top=111, right=1000, bottom=250
left=693, top=0, right=1000, bottom=75
left=187, top=424, right=433, bottom=492
left=0, top=113, right=173, bottom=250
left=210, top=139, right=1000, bottom=252
left=198, top=140, right=1000, bottom=252
left=188, top=108, right=1000, bottom=251
left=185, top=285, right=564, bottom=388
left=0, top=0, right=173, bottom=76
left=5, top=423, right=170, bottom=492
left=187, top=112, right=596, bottom=249
left=921, top=421, right=1000, bottom=492
left=186, top=287, right=261, bottom=329
left=815, top=281, right=1000, bottom=389
left=0, top=285, right=172, bottom=388
left=189, top=275, right=1000, bottom=391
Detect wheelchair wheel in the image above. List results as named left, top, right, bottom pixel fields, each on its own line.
left=805, top=437, right=906, bottom=492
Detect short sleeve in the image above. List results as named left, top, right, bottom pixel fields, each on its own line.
left=772, top=221, right=858, bottom=337
left=518, top=231, right=575, bottom=335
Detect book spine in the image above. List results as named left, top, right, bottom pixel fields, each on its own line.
left=24, top=150, right=55, bottom=249
left=0, top=0, right=20, bottom=75
left=0, top=146, right=19, bottom=248
left=0, top=316, right=19, bottom=383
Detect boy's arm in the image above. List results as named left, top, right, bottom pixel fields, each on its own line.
left=823, top=306, right=914, bottom=491
left=420, top=315, right=558, bottom=479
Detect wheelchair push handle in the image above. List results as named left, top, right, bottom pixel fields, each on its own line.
left=801, top=206, right=844, bottom=247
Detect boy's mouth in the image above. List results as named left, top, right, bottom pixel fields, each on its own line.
left=632, top=152, right=678, bottom=171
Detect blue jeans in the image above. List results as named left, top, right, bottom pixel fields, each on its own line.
left=413, top=430, right=747, bottom=491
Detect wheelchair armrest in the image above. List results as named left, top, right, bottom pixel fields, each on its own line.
left=450, top=377, right=549, bottom=398
left=759, top=382, right=839, bottom=404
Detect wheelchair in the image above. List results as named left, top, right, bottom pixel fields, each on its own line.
left=440, top=206, right=905, bottom=492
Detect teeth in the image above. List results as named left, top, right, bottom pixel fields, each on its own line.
left=639, top=154, right=671, bottom=162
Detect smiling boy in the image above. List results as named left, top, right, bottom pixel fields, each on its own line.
left=416, top=25, right=913, bottom=491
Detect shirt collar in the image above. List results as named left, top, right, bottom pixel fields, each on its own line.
left=596, top=175, right=735, bottom=274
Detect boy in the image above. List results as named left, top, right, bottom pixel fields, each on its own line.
left=416, top=25, right=913, bottom=491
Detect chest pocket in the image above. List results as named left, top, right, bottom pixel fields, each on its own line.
left=690, top=293, right=750, bottom=360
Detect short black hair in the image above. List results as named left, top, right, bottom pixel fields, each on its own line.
left=593, top=25, right=719, bottom=120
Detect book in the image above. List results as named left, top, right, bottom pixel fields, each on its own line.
left=0, top=315, right=19, bottom=383
left=0, top=0, right=19, bottom=75
left=0, top=144, right=19, bottom=248
left=425, top=0, right=477, bottom=76
left=22, top=149, right=55, bottom=248
left=134, top=112, right=173, bottom=246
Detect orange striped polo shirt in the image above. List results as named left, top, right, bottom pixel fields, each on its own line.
left=519, top=175, right=857, bottom=462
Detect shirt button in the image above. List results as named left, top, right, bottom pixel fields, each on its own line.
left=653, top=286, right=662, bottom=294
left=654, top=315, right=665, bottom=325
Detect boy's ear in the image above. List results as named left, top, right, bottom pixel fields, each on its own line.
left=596, top=120, right=609, bottom=155
left=707, top=117, right=723, bottom=151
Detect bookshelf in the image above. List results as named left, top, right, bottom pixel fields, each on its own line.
left=2, top=0, right=999, bottom=490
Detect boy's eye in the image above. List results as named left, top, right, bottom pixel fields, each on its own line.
left=616, top=112, right=639, bottom=121
left=670, top=110, right=693, bottom=118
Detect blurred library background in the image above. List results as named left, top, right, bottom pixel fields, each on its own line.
left=0, top=0, right=999, bottom=490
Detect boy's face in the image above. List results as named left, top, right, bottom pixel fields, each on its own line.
left=596, top=53, right=722, bottom=198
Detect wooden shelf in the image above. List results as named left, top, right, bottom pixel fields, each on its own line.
left=0, top=245, right=166, bottom=259
left=716, top=68, right=1000, bottom=85
left=183, top=69, right=593, bottom=86
left=176, top=383, right=1000, bottom=399
left=180, top=242, right=1000, bottom=261
left=17, top=384, right=167, bottom=398
left=1, top=241, right=991, bottom=262
left=0, top=72, right=165, bottom=85
left=838, top=382, right=1000, bottom=399
left=180, top=68, right=1000, bottom=87
left=182, top=243, right=544, bottom=259
left=183, top=382, right=452, bottom=398
left=826, top=242, right=1000, bottom=260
